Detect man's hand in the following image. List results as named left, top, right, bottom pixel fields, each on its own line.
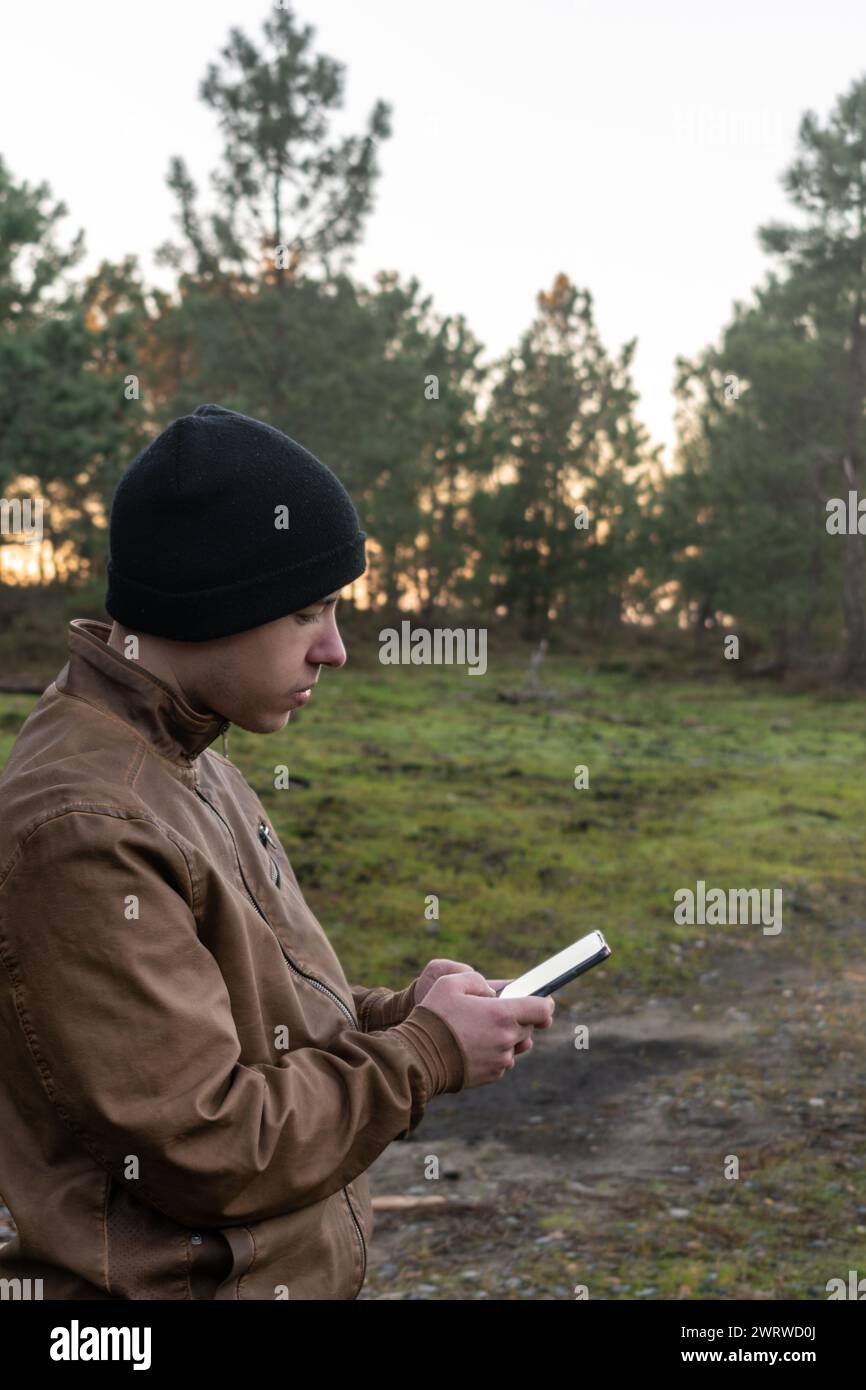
left=412, top=961, right=517, bottom=1006
left=412, top=964, right=538, bottom=1059
left=482, top=980, right=534, bottom=1055
left=412, top=958, right=477, bottom=1006
left=419, top=971, right=555, bottom=1087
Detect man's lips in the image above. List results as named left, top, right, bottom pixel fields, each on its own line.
left=288, top=688, right=312, bottom=707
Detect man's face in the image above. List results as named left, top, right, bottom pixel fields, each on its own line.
left=110, top=592, right=347, bottom=734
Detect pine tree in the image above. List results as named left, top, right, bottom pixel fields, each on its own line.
left=758, top=72, right=866, bottom=683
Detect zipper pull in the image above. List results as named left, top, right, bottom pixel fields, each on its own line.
left=258, top=821, right=281, bottom=886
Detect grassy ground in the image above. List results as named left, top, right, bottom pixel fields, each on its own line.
left=235, top=648, right=866, bottom=996
left=2, top=634, right=865, bottom=1298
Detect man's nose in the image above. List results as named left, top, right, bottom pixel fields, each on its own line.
left=309, top=629, right=347, bottom=670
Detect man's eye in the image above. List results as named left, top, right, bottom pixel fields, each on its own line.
left=297, top=613, right=320, bottom=625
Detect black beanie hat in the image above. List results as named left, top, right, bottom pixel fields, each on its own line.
left=104, top=404, right=367, bottom=641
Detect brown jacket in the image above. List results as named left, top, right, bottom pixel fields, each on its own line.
left=0, top=619, right=465, bottom=1300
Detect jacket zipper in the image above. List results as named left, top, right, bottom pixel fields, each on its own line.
left=194, top=786, right=359, bottom=1030
left=344, top=1186, right=368, bottom=1292
left=195, top=782, right=367, bottom=1290
left=258, top=821, right=281, bottom=887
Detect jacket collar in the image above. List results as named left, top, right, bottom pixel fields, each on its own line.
left=55, top=619, right=230, bottom=763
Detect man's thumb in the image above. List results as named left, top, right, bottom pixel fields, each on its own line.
left=454, top=970, right=497, bottom=997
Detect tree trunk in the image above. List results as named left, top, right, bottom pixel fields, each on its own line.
left=694, top=593, right=714, bottom=646
left=794, top=536, right=823, bottom=663
left=842, top=288, right=866, bottom=685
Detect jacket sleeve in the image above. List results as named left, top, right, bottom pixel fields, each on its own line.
left=0, top=809, right=465, bottom=1230
left=349, top=979, right=419, bottom=1031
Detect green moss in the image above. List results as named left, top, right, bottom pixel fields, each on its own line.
left=4, top=654, right=863, bottom=996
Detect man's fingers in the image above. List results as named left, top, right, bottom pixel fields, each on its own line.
left=449, top=969, right=497, bottom=997
left=429, top=959, right=475, bottom=980
left=506, top=996, right=556, bottom=1028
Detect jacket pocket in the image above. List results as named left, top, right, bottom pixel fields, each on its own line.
left=105, top=1180, right=192, bottom=1300
left=188, top=1227, right=234, bottom=1299
left=213, top=1190, right=365, bottom=1300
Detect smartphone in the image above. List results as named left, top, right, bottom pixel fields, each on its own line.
left=497, top=930, right=611, bottom=999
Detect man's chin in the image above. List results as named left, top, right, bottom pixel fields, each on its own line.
left=228, top=711, right=290, bottom=734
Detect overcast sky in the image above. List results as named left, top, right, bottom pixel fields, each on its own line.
left=2, top=0, right=864, bottom=462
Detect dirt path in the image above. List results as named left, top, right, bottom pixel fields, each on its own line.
left=362, top=929, right=866, bottom=1300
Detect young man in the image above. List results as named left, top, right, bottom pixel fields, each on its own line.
left=0, top=404, right=552, bottom=1300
